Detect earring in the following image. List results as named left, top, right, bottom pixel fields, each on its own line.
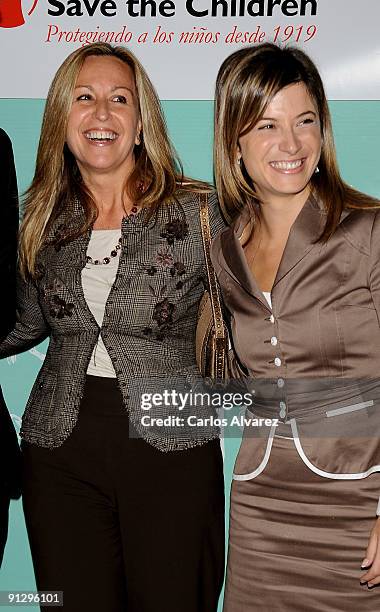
left=237, top=156, right=242, bottom=168
left=314, top=166, right=320, bottom=174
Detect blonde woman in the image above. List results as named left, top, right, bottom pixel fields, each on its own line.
left=0, top=44, right=225, bottom=611
left=212, top=43, right=380, bottom=610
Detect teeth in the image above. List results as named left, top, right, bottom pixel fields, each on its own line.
left=271, top=160, right=303, bottom=170
left=85, top=131, right=117, bottom=141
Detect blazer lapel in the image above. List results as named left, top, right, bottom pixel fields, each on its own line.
left=219, top=209, right=270, bottom=311
left=218, top=195, right=327, bottom=311
left=273, top=194, right=326, bottom=288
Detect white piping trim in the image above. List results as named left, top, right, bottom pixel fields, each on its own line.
left=232, top=425, right=276, bottom=481
left=290, top=419, right=380, bottom=480
left=326, top=400, right=374, bottom=418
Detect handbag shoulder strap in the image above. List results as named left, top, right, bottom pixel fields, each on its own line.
left=198, top=193, right=227, bottom=362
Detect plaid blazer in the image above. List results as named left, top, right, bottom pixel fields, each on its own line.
left=0, top=190, right=225, bottom=451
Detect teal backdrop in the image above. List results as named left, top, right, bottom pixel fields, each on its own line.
left=0, top=98, right=380, bottom=611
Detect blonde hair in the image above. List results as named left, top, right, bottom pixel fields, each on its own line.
left=214, top=43, right=379, bottom=232
left=20, top=43, right=191, bottom=277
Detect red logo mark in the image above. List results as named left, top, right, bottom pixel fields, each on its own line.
left=0, top=0, right=39, bottom=28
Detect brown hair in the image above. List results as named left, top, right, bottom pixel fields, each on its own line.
left=214, top=43, right=379, bottom=231
left=20, top=43, right=199, bottom=278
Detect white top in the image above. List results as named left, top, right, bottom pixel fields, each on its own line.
left=82, top=230, right=121, bottom=378
left=262, top=291, right=272, bottom=309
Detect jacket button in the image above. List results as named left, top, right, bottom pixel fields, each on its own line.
left=269, top=315, right=275, bottom=324
left=277, top=378, right=285, bottom=388
left=274, top=357, right=282, bottom=367
left=279, top=401, right=286, bottom=418
left=271, top=336, right=278, bottom=346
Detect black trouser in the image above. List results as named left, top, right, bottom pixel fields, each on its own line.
left=22, top=376, right=225, bottom=612
left=0, top=386, right=21, bottom=569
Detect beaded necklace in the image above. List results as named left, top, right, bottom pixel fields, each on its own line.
left=86, top=236, right=122, bottom=266
left=86, top=205, right=139, bottom=266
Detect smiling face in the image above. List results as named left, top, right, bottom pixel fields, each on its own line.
left=66, top=55, right=141, bottom=181
left=238, top=82, right=322, bottom=206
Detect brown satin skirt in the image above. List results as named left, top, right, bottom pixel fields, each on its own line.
left=223, top=435, right=380, bottom=611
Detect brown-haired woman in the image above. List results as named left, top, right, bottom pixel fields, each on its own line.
left=0, top=43, right=225, bottom=611
left=212, top=43, right=380, bottom=610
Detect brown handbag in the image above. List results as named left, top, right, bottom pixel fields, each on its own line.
left=195, top=193, right=229, bottom=380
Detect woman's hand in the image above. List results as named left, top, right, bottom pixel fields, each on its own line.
left=361, top=517, right=380, bottom=587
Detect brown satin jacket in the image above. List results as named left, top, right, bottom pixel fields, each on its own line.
left=211, top=194, right=380, bottom=484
